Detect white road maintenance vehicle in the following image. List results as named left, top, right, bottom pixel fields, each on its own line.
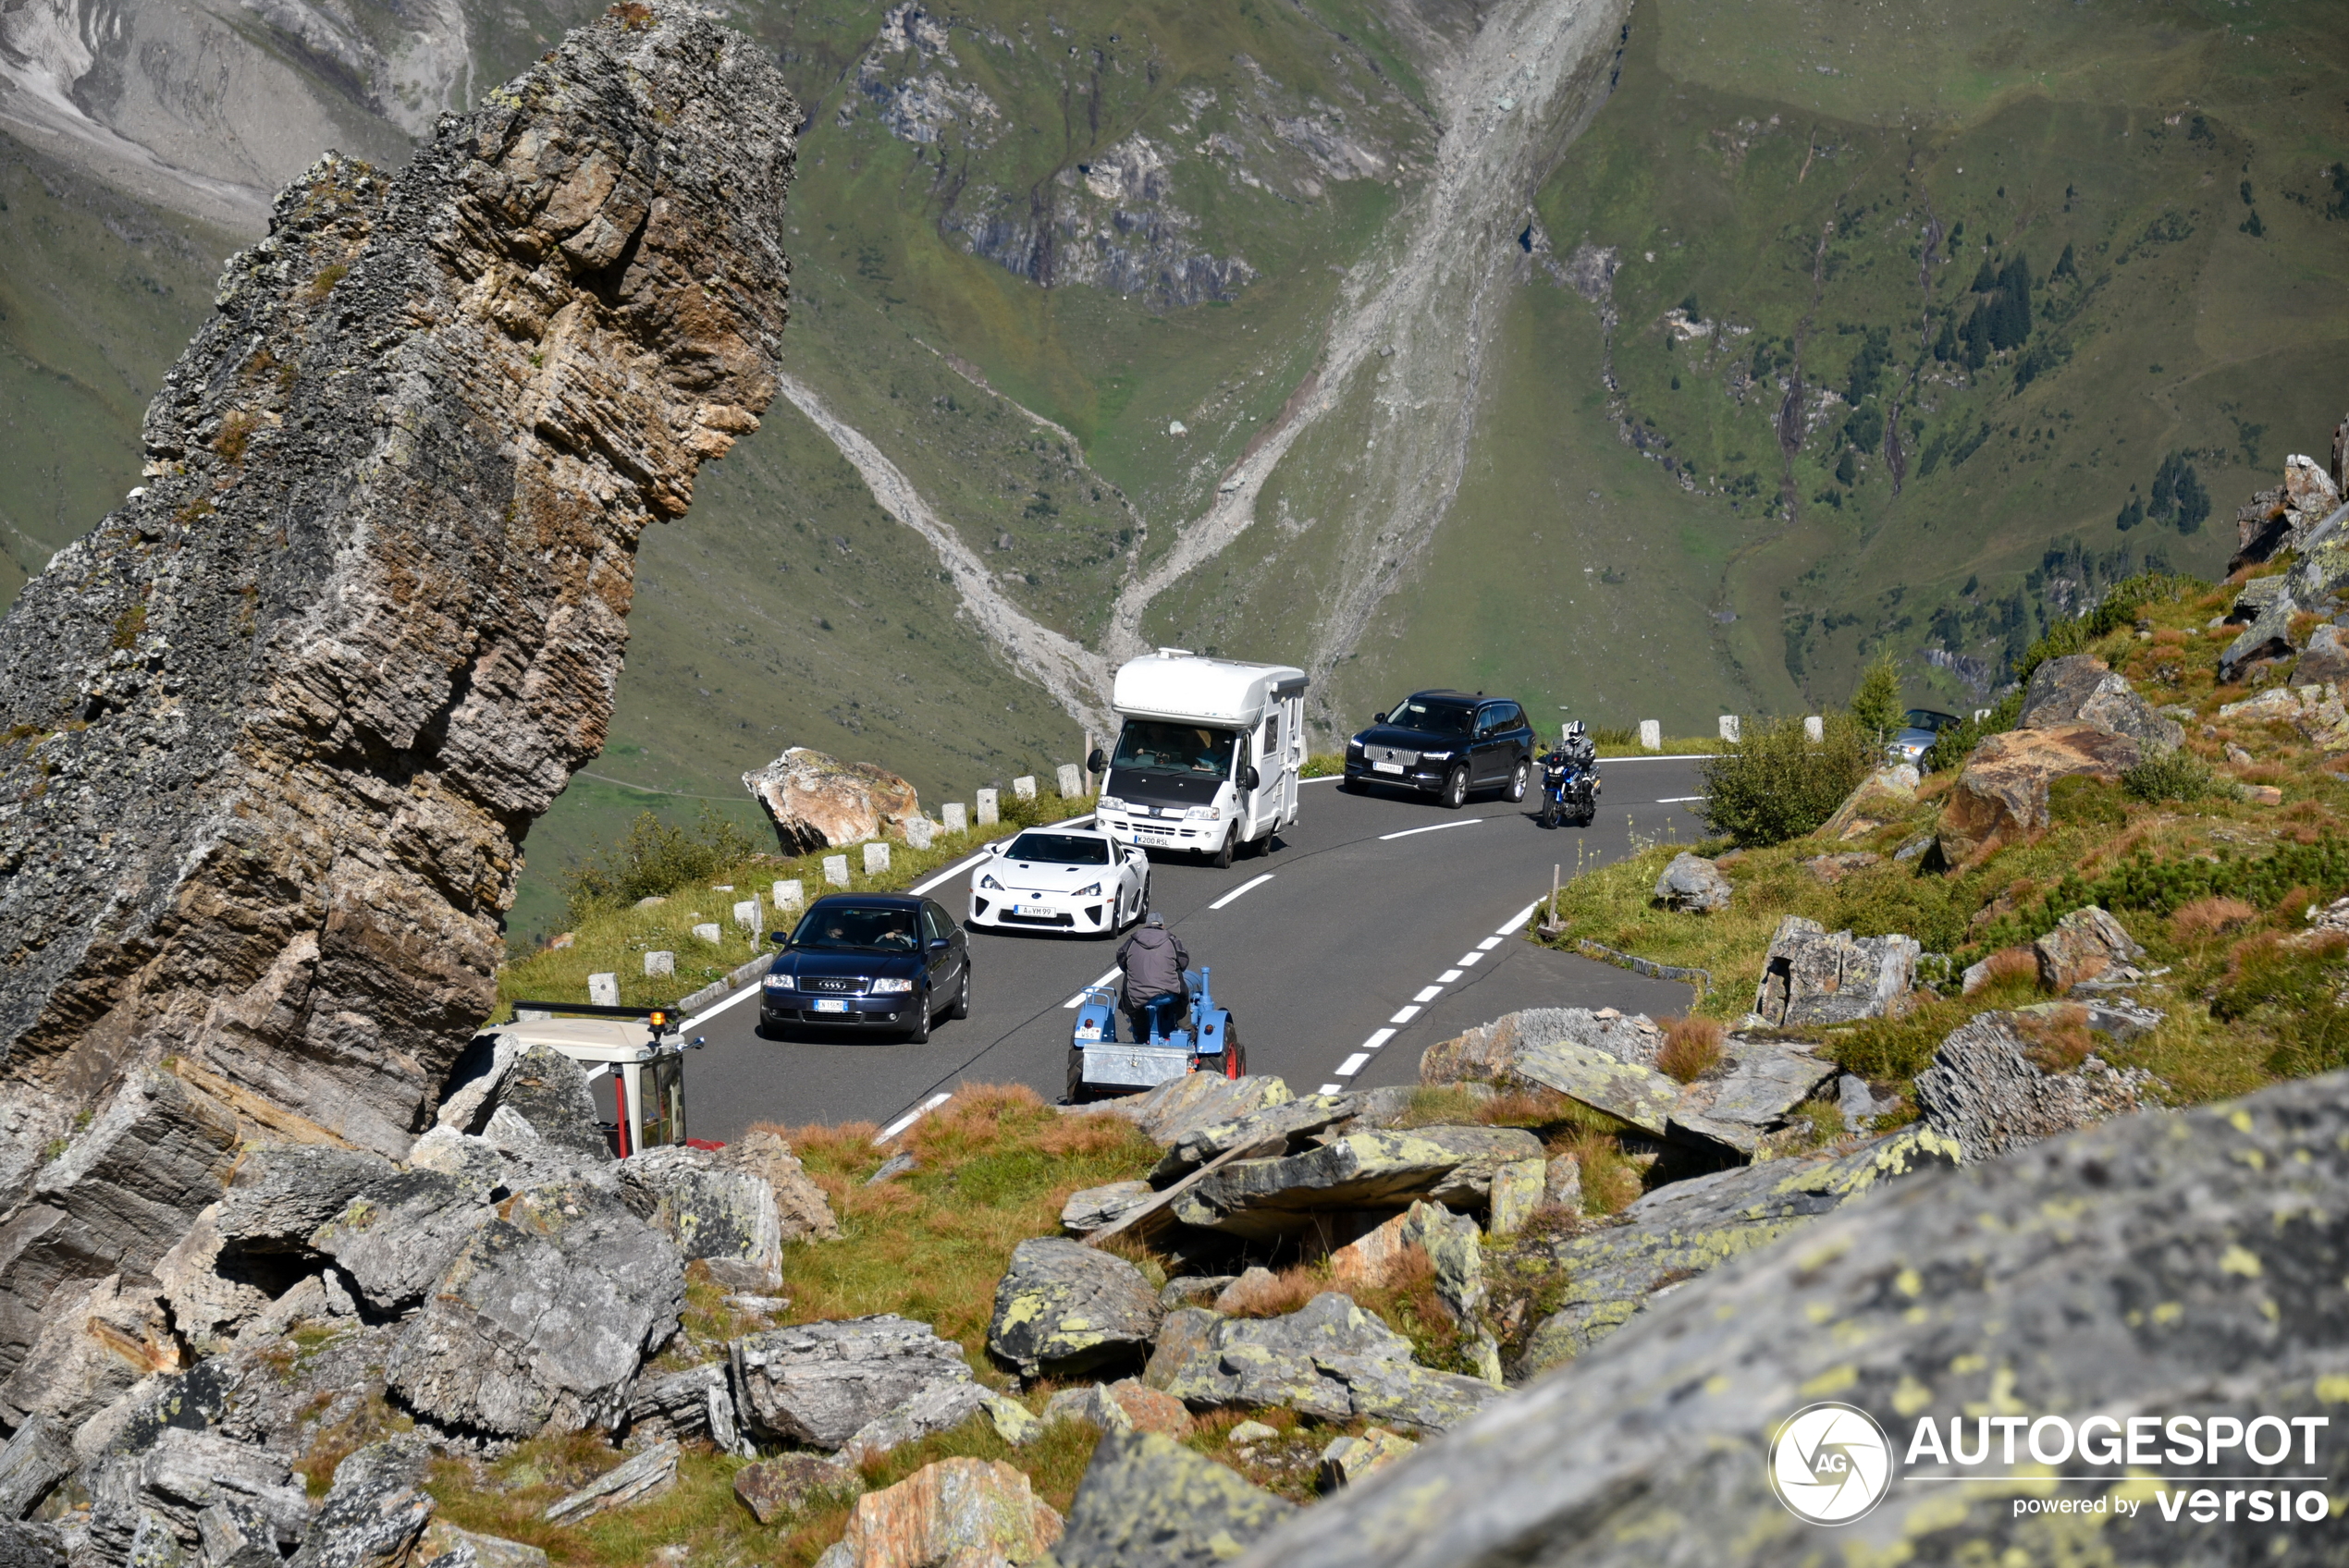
left=481, top=1002, right=707, bottom=1157
left=1088, top=649, right=1308, bottom=867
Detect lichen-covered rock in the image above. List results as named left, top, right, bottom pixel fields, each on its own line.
left=2294, top=623, right=2349, bottom=686
left=731, top=1316, right=971, bottom=1451
left=384, top=1180, right=684, bottom=1439
left=309, top=1168, right=494, bottom=1314
left=88, top=1428, right=309, bottom=1559
left=1651, top=853, right=1730, bottom=913
left=0, top=1416, right=78, bottom=1521
left=0, top=1069, right=240, bottom=1385
left=1497, top=1041, right=1680, bottom=1138
left=1233, top=1072, right=2349, bottom=1568
left=0, top=1275, right=181, bottom=1432
left=1081, top=1074, right=1295, bottom=1149
left=1936, top=724, right=2143, bottom=862
left=1042, top=1379, right=1195, bottom=1439
left=743, top=749, right=925, bottom=855
left=195, top=1498, right=289, bottom=1568
left=0, top=1524, right=66, bottom=1568
left=1815, top=765, right=1919, bottom=841
left=1484, top=1158, right=1543, bottom=1237
left=1172, top=1134, right=1472, bottom=1241
left=1154, top=1292, right=1499, bottom=1433
left=213, top=1146, right=401, bottom=1246
left=488, top=1048, right=612, bottom=1166
left=1667, top=1037, right=1840, bottom=1155
left=618, top=1145, right=782, bottom=1290
left=541, top=1441, right=676, bottom=1525
left=988, top=1238, right=1162, bottom=1379
left=1046, top=1431, right=1291, bottom=1568
left=2031, top=905, right=2144, bottom=991
left=1516, top=1126, right=1962, bottom=1373
left=622, top=1363, right=741, bottom=1454
left=2221, top=582, right=2303, bottom=682
left=1912, top=1012, right=2159, bottom=1163
left=286, top=1438, right=431, bottom=1568
left=1060, top=1182, right=1156, bottom=1236
left=1747, top=916, right=1919, bottom=1028
left=832, top=1379, right=996, bottom=1465
left=1420, top=1008, right=1664, bottom=1085
left=1150, top=1095, right=1359, bottom=1180
left=2018, top=655, right=2185, bottom=751
left=0, top=3, right=796, bottom=1227
left=1408, top=1126, right=1545, bottom=1207
left=1138, top=1308, right=1219, bottom=1392
left=812, top=1459, right=1060, bottom=1568
left=413, top=1522, right=547, bottom=1568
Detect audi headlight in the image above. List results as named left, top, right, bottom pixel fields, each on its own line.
left=870, top=977, right=914, bottom=994
left=1185, top=806, right=1219, bottom=820
left=978, top=874, right=1002, bottom=890
left=1096, top=795, right=1125, bottom=812
left=1076, top=882, right=1101, bottom=898
left=763, top=974, right=793, bottom=990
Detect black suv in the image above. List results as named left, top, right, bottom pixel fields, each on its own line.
left=1344, top=692, right=1538, bottom=808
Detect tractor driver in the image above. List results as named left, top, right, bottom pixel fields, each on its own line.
left=1116, top=912, right=1189, bottom=1042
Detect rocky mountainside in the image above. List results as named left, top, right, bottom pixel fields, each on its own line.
left=0, top=0, right=796, bottom=1348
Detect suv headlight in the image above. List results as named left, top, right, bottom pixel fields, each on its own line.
left=1096, top=795, right=1125, bottom=812
left=1419, top=750, right=1452, bottom=763
left=1076, top=882, right=1101, bottom=898
left=978, top=874, right=1002, bottom=889
left=1346, top=739, right=1363, bottom=753
left=1185, top=806, right=1219, bottom=820
left=870, top=977, right=914, bottom=994
left=763, top=974, right=793, bottom=990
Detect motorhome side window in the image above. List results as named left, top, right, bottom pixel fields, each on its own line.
left=1264, top=713, right=1281, bottom=753
left=1112, top=721, right=1238, bottom=778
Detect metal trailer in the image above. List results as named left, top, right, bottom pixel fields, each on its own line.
left=491, top=1001, right=707, bottom=1156
left=1065, top=966, right=1247, bottom=1101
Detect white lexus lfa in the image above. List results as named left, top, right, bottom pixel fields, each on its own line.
left=967, top=827, right=1150, bottom=937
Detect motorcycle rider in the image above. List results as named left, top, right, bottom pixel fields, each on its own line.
left=1116, top=912, right=1189, bottom=1041
left=1540, top=721, right=1599, bottom=825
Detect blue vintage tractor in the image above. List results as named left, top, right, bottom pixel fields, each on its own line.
left=1066, top=967, right=1248, bottom=1101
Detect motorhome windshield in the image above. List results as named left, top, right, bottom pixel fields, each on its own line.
left=1112, top=720, right=1239, bottom=778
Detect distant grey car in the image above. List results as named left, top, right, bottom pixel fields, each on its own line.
left=1887, top=707, right=1961, bottom=766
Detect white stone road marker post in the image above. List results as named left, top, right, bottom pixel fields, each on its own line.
left=732, top=897, right=761, bottom=931
left=1639, top=719, right=1661, bottom=750
left=1718, top=715, right=1741, bottom=743
left=824, top=855, right=850, bottom=888
left=588, top=973, right=618, bottom=1006
left=772, top=878, right=803, bottom=912
left=1803, top=715, right=1824, bottom=742
left=905, top=817, right=934, bottom=851
left=645, top=951, right=674, bottom=978
left=976, top=790, right=999, bottom=826
left=863, top=841, right=891, bottom=876
left=1013, top=775, right=1038, bottom=801
left=943, top=802, right=967, bottom=833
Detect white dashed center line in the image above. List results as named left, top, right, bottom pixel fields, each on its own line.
left=875, top=1091, right=953, bottom=1145
left=1654, top=795, right=1707, bottom=803
left=1335, top=1052, right=1371, bottom=1076
left=1062, top=967, right=1119, bottom=1009
left=1325, top=902, right=1541, bottom=1086
left=1457, top=951, right=1484, bottom=966
left=1477, top=937, right=1503, bottom=950
left=1360, top=1029, right=1396, bottom=1051
left=1379, top=819, right=1483, bottom=841
left=1437, top=969, right=1463, bottom=983
left=1208, top=872, right=1275, bottom=910
left=1388, top=1006, right=1420, bottom=1024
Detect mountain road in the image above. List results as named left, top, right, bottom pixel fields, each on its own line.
left=678, top=756, right=1712, bottom=1141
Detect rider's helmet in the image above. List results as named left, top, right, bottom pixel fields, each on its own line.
left=1565, top=720, right=1587, bottom=742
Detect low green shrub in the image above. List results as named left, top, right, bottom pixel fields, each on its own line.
left=2122, top=747, right=2234, bottom=804
left=558, top=806, right=763, bottom=923
left=2211, top=933, right=2349, bottom=1078
left=1698, top=713, right=1874, bottom=846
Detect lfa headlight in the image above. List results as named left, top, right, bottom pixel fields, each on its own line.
left=870, top=977, right=915, bottom=994
left=1076, top=882, right=1101, bottom=898
left=978, top=874, right=1002, bottom=890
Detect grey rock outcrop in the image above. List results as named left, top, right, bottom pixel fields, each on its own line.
left=0, top=1524, right=65, bottom=1568
left=1748, top=916, right=1918, bottom=1027
left=1059, top=1182, right=1155, bottom=1236
left=488, top=1048, right=612, bottom=1166
left=988, top=1238, right=1163, bottom=1379
left=1172, top=1134, right=1476, bottom=1241
left=2030, top=905, right=2144, bottom=992
left=413, top=1523, right=547, bottom=1568
left=384, top=1180, right=684, bottom=1439
left=286, top=1438, right=432, bottom=1568
left=622, top=1363, right=742, bottom=1455
left=1233, top=1072, right=2349, bottom=1568
left=309, top=1169, right=493, bottom=1314
left=0, top=1275, right=180, bottom=1433
left=2017, top=655, right=2184, bottom=750
left=1516, top=1126, right=1962, bottom=1372
left=1667, top=1038, right=1840, bottom=1155
left=0, top=0, right=796, bottom=1255
left=2296, top=622, right=2349, bottom=685
left=1081, top=1075, right=1294, bottom=1148
left=213, top=1147, right=402, bottom=1246
left=0, top=1417, right=77, bottom=1521
left=618, top=1145, right=782, bottom=1290
left=715, top=1131, right=839, bottom=1243
left=88, top=1428, right=309, bottom=1558
left=2220, top=586, right=2301, bottom=681
left=1913, top=1012, right=2159, bottom=1163
left=741, top=748, right=924, bottom=854
left=1150, top=1095, right=1359, bottom=1180
left=541, top=1441, right=677, bottom=1525
left=1048, top=1430, right=1292, bottom=1568
left=1408, top=1127, right=1544, bottom=1207
left=1420, top=1008, right=1665, bottom=1082
left=731, top=1316, right=972, bottom=1451
left=1652, top=852, right=1731, bottom=913
left=1152, top=1292, right=1501, bottom=1433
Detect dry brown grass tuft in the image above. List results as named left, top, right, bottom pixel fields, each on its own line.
left=2011, top=1004, right=2095, bottom=1074
left=1975, top=945, right=2041, bottom=990
left=1654, top=1016, right=1725, bottom=1083
left=1213, top=1262, right=1328, bottom=1318
left=2170, top=896, right=2260, bottom=945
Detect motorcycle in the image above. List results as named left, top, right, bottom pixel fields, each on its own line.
left=1537, top=750, right=1599, bottom=827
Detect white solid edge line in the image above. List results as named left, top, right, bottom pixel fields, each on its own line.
left=1654, top=795, right=1708, bottom=804
left=1477, top=936, right=1504, bottom=950
left=874, top=1090, right=953, bottom=1145
left=1362, top=1028, right=1396, bottom=1051
left=1602, top=753, right=1717, bottom=761
left=910, top=815, right=1093, bottom=895
left=1063, top=966, right=1122, bottom=1009
left=1335, top=1053, right=1371, bottom=1076
left=1388, top=1006, right=1420, bottom=1024
left=1380, top=818, right=1482, bottom=841
left=1496, top=901, right=1541, bottom=935
left=680, top=982, right=760, bottom=1034
left=1208, top=872, right=1275, bottom=910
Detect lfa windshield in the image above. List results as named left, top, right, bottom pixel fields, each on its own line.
left=1112, top=721, right=1239, bottom=778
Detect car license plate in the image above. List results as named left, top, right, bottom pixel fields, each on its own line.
left=1372, top=761, right=1405, bottom=775
left=1016, top=903, right=1054, bottom=917
left=814, top=998, right=850, bottom=1013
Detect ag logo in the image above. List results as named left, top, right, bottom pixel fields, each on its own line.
left=1767, top=1402, right=1895, bottom=1525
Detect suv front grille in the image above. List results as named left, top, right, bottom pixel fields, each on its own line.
left=1371, top=746, right=1417, bottom=766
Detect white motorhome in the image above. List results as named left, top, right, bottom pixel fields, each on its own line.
left=1090, top=649, right=1308, bottom=867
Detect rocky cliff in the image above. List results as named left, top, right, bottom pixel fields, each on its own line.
left=0, top=2, right=795, bottom=1377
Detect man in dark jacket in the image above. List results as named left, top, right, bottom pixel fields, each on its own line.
left=1116, top=913, right=1189, bottom=1040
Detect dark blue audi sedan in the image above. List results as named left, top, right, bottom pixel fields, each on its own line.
left=757, top=892, right=970, bottom=1043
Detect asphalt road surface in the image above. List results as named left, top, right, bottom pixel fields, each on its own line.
left=679, top=756, right=1712, bottom=1142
